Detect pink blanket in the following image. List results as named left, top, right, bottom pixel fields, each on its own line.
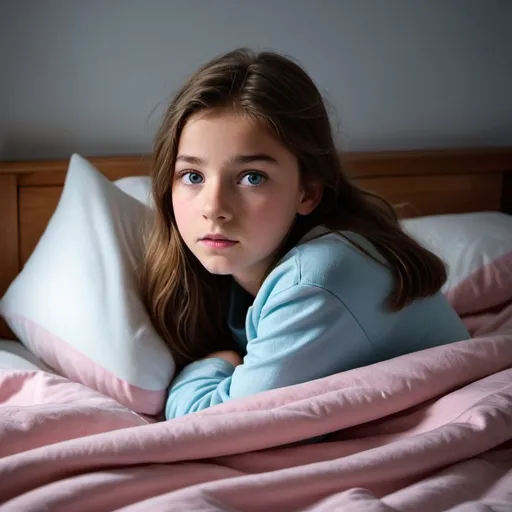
left=1, top=313, right=511, bottom=510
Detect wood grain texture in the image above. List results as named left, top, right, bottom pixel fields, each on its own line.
left=0, top=174, right=19, bottom=340
left=503, top=171, right=512, bottom=215
left=357, top=173, right=503, bottom=218
left=342, top=147, right=512, bottom=178
left=1, top=155, right=152, bottom=187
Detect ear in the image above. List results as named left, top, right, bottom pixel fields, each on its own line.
left=297, top=181, right=323, bottom=216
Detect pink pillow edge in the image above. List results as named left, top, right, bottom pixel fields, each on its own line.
left=445, top=250, right=512, bottom=315
left=2, top=313, right=166, bottom=415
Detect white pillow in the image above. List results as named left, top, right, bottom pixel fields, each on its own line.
left=115, top=176, right=152, bottom=206
left=0, top=155, right=175, bottom=414
left=402, top=211, right=512, bottom=315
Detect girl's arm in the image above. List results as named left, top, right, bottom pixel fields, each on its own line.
left=205, top=350, right=243, bottom=367
left=165, top=284, right=373, bottom=419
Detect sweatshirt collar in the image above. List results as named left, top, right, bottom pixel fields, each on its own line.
left=297, top=225, right=331, bottom=245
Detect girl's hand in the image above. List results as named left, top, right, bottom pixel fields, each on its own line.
left=205, top=350, right=243, bottom=367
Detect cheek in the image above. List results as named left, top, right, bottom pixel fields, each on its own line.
left=247, top=194, right=298, bottom=229
left=172, top=195, right=193, bottom=232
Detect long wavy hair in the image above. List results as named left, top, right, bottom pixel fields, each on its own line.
left=141, top=48, right=447, bottom=370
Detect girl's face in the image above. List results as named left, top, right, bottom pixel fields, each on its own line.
left=172, top=109, right=319, bottom=295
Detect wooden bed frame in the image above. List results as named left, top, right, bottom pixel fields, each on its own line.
left=1, top=147, right=511, bottom=340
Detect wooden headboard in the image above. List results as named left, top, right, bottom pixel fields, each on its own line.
left=1, top=147, right=511, bottom=340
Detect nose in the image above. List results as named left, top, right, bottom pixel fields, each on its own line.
left=201, top=180, right=233, bottom=222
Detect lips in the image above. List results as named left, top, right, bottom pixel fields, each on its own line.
left=201, top=234, right=236, bottom=242
left=200, top=234, right=238, bottom=249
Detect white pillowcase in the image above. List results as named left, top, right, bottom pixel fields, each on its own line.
left=403, top=211, right=512, bottom=315
left=0, top=155, right=175, bottom=414
left=115, top=176, right=152, bottom=206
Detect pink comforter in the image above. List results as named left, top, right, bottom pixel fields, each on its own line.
left=1, top=309, right=511, bottom=511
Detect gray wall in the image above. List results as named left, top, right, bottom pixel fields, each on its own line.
left=1, top=0, right=511, bottom=161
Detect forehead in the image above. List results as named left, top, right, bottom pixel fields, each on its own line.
left=177, top=109, right=287, bottom=158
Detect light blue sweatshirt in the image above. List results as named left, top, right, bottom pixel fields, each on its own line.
left=165, top=227, right=469, bottom=419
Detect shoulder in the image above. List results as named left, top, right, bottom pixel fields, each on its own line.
left=256, top=228, right=393, bottom=308
left=295, top=231, right=387, bottom=286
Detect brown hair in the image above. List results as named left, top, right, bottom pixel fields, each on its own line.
left=142, top=48, right=447, bottom=369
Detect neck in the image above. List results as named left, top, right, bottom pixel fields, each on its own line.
left=232, top=275, right=259, bottom=297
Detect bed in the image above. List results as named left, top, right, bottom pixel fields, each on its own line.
left=0, top=147, right=512, bottom=511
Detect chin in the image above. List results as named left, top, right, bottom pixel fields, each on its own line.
left=205, top=268, right=234, bottom=276
left=200, top=261, right=235, bottom=276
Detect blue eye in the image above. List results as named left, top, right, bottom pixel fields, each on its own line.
left=181, top=171, right=204, bottom=185
left=240, top=172, right=267, bottom=187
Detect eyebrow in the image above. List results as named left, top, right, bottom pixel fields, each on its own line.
left=175, top=153, right=279, bottom=166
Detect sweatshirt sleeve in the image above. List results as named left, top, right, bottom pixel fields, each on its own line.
left=165, top=284, right=374, bottom=420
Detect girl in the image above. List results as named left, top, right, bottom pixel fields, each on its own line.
left=142, top=48, right=469, bottom=420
